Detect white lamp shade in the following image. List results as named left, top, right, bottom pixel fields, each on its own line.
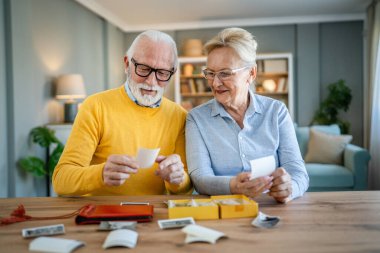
left=56, top=74, right=86, bottom=100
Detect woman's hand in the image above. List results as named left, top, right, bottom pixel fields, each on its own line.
left=268, top=167, right=292, bottom=203
left=230, top=172, right=273, bottom=198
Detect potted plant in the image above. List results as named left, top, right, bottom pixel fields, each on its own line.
left=310, top=79, right=352, bottom=134
left=18, top=126, right=64, bottom=196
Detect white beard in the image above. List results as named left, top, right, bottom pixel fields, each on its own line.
left=127, top=71, right=164, bottom=106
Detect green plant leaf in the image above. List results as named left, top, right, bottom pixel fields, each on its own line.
left=18, top=157, right=46, bottom=177
left=30, top=126, right=61, bottom=147
left=48, top=143, right=64, bottom=176
left=20, top=126, right=65, bottom=180
left=337, top=119, right=350, bottom=135
left=326, top=79, right=352, bottom=111
left=310, top=79, right=352, bottom=133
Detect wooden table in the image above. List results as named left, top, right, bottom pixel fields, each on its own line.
left=0, top=191, right=379, bottom=253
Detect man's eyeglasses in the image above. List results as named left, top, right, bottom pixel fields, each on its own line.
left=202, top=66, right=251, bottom=81
left=131, top=58, right=174, bottom=82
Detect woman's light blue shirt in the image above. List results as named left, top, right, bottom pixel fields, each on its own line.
left=186, top=90, right=309, bottom=199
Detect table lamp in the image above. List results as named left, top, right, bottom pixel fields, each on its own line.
left=262, top=79, right=277, bottom=92
left=56, top=74, right=86, bottom=123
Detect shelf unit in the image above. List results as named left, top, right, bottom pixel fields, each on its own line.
left=256, top=53, right=294, bottom=119
left=174, top=56, right=209, bottom=111
left=174, top=53, right=294, bottom=118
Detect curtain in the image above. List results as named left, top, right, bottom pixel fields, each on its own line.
left=367, top=0, right=380, bottom=189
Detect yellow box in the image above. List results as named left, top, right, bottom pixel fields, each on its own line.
left=168, top=199, right=219, bottom=220
left=211, top=195, right=259, bottom=219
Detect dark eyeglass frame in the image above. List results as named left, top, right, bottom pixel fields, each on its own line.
left=131, top=58, right=174, bottom=82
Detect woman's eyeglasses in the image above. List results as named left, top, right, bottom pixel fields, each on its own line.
left=202, top=66, right=251, bottom=81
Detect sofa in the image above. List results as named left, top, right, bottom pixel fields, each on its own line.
left=295, top=124, right=371, bottom=191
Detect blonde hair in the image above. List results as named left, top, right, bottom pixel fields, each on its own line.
left=204, top=27, right=257, bottom=66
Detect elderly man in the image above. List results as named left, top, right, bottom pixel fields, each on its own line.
left=53, top=30, right=192, bottom=196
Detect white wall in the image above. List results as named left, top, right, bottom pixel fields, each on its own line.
left=106, top=23, right=126, bottom=89
left=4, top=0, right=124, bottom=197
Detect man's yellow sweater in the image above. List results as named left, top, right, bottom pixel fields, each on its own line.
left=53, top=86, right=192, bottom=196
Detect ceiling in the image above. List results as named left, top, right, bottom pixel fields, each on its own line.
left=75, top=0, right=372, bottom=32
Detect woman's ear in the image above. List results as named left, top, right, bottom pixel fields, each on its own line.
left=250, top=66, right=257, bottom=79
left=247, top=66, right=257, bottom=84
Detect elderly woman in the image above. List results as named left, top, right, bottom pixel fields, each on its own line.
left=186, top=28, right=308, bottom=203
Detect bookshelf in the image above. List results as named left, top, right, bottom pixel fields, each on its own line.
left=174, top=53, right=294, bottom=118
left=174, top=56, right=210, bottom=111
left=255, top=53, right=294, bottom=118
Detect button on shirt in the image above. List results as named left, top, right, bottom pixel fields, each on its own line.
left=185, top=90, right=309, bottom=199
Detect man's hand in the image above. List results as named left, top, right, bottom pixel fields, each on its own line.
left=268, top=167, right=292, bottom=203
left=103, top=155, right=139, bottom=186
left=230, top=172, right=273, bottom=198
left=155, top=154, right=185, bottom=185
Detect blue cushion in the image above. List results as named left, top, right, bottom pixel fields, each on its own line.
left=295, top=124, right=341, bottom=158
left=306, top=163, right=354, bottom=188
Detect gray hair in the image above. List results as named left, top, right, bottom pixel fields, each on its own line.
left=126, top=30, right=178, bottom=70
left=204, top=27, right=257, bottom=66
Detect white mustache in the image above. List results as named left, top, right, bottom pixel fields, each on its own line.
left=138, top=84, right=161, bottom=91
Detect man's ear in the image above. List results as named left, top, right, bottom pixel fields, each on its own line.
left=124, top=56, right=129, bottom=69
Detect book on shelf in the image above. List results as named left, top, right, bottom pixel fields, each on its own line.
left=195, top=79, right=206, bottom=93
left=276, top=78, right=286, bottom=92
left=263, top=59, right=287, bottom=73
left=188, top=79, right=197, bottom=94
left=180, top=82, right=191, bottom=94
